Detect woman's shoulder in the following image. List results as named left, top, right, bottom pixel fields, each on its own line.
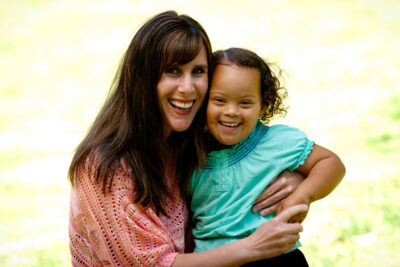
left=73, top=147, right=134, bottom=192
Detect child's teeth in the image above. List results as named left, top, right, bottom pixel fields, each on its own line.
left=222, top=122, right=239, bottom=127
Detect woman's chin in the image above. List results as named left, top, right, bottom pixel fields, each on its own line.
left=168, top=119, right=193, bottom=133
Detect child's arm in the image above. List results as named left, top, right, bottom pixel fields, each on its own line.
left=277, top=144, right=346, bottom=223
left=252, top=170, right=305, bottom=216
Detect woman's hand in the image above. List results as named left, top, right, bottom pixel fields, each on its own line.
left=243, top=204, right=308, bottom=262
left=277, top=192, right=310, bottom=223
left=252, top=171, right=304, bottom=216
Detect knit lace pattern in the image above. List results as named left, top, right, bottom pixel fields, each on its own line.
left=69, top=149, right=187, bottom=266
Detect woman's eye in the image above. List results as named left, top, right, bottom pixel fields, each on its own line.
left=193, top=67, right=205, bottom=74
left=165, top=67, right=179, bottom=74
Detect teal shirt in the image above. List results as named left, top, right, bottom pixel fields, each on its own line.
left=190, top=122, right=314, bottom=252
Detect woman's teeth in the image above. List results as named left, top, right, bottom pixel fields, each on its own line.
left=169, top=100, right=194, bottom=109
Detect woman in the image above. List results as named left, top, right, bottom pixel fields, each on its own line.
left=68, top=11, right=306, bottom=266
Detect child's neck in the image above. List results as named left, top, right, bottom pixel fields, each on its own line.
left=208, top=136, right=234, bottom=152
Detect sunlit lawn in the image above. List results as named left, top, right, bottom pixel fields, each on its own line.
left=1, top=0, right=399, bottom=266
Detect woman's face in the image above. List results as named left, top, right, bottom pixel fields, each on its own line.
left=157, top=45, right=208, bottom=136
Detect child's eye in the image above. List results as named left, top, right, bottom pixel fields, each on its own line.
left=165, top=67, right=180, bottom=74
left=240, top=101, right=252, bottom=105
left=212, top=98, right=225, bottom=103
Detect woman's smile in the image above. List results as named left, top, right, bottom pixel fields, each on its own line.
left=168, top=99, right=195, bottom=113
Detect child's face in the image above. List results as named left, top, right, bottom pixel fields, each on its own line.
left=207, top=64, right=261, bottom=146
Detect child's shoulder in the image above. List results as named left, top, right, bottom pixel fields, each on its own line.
left=266, top=123, right=304, bottom=134
left=256, top=124, right=312, bottom=155
left=261, top=123, right=309, bottom=143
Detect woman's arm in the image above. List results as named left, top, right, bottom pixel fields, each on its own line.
left=173, top=205, right=308, bottom=267
left=252, top=170, right=305, bottom=216
left=277, top=144, right=346, bottom=222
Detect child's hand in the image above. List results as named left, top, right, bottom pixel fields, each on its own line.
left=276, top=193, right=310, bottom=223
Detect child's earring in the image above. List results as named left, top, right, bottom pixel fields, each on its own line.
left=204, top=124, right=209, bottom=132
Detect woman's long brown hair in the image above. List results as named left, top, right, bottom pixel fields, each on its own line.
left=68, top=11, right=212, bottom=215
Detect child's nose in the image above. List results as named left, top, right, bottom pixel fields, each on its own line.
left=224, top=103, right=239, bottom=116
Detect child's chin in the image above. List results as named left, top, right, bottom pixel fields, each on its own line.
left=219, top=139, right=237, bottom=146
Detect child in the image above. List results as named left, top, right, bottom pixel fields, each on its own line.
left=190, top=48, right=346, bottom=266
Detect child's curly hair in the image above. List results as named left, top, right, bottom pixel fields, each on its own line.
left=212, top=48, right=288, bottom=124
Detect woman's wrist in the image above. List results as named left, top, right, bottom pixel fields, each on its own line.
left=235, top=236, right=256, bottom=265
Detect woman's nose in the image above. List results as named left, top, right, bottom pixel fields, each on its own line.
left=178, top=74, right=194, bottom=95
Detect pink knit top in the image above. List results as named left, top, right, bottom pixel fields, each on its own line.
left=69, top=150, right=188, bottom=266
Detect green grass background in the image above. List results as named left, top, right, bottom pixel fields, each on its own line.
left=1, top=0, right=399, bottom=266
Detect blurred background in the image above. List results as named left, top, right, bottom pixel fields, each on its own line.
left=1, top=0, right=399, bottom=266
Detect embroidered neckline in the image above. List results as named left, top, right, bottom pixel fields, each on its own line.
left=205, top=121, right=269, bottom=169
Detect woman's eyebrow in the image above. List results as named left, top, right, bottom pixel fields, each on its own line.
left=195, top=64, right=208, bottom=69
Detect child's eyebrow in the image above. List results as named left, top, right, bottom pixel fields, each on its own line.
left=241, top=94, right=258, bottom=99
left=209, top=90, right=225, bottom=96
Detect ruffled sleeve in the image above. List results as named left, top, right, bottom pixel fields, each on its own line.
left=69, top=151, right=186, bottom=266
